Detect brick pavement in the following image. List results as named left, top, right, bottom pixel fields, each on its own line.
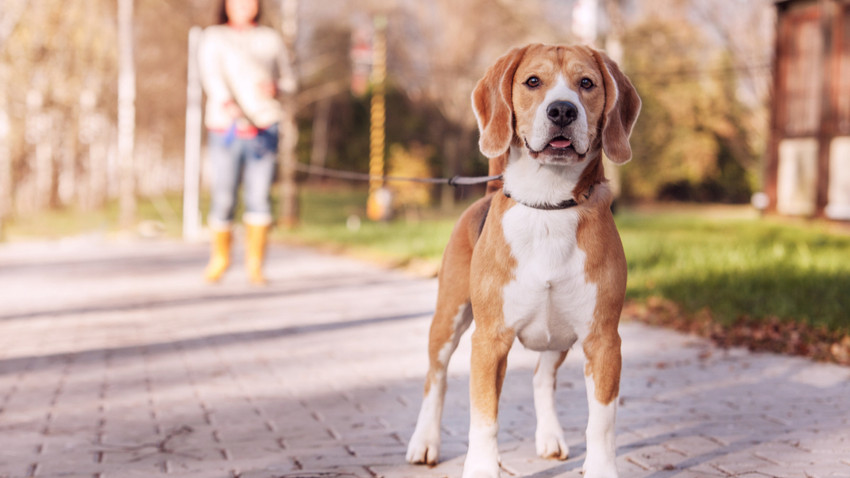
left=0, top=236, right=848, bottom=478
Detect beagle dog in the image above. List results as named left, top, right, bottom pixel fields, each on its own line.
left=406, top=44, right=641, bottom=478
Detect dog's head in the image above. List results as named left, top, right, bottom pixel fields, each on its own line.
left=472, top=43, right=640, bottom=165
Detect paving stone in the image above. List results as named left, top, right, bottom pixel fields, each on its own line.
left=0, top=238, right=848, bottom=477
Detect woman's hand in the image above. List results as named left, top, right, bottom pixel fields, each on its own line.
left=259, top=81, right=277, bottom=98
left=223, top=99, right=244, bottom=119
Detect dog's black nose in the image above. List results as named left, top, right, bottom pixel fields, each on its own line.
left=546, top=101, right=578, bottom=126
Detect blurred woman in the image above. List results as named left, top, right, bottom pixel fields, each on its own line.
left=199, top=0, right=294, bottom=284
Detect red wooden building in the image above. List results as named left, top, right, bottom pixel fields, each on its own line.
left=767, top=0, right=850, bottom=219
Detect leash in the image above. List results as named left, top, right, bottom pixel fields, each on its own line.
left=294, top=163, right=502, bottom=187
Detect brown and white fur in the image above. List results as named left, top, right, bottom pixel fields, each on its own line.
left=405, top=44, right=641, bottom=478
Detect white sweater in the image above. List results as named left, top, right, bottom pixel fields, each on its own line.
left=198, top=24, right=293, bottom=131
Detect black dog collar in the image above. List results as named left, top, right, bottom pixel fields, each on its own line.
left=504, top=184, right=594, bottom=210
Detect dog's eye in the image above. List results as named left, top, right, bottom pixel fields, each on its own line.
left=580, top=78, right=594, bottom=89
left=524, top=76, right=541, bottom=88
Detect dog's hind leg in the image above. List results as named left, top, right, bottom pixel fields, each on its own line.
left=533, top=350, right=570, bottom=460
left=406, top=297, right=472, bottom=465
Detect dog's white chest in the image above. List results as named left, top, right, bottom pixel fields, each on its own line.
left=501, top=206, right=597, bottom=351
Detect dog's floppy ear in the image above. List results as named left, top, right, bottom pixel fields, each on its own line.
left=593, top=49, right=641, bottom=164
left=472, top=46, right=529, bottom=158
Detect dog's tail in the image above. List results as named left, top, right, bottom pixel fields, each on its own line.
left=485, top=153, right=508, bottom=195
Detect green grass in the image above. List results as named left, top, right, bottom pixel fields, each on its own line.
left=3, top=195, right=185, bottom=240
left=617, top=210, right=850, bottom=333
left=274, top=185, right=465, bottom=265
left=277, top=186, right=850, bottom=334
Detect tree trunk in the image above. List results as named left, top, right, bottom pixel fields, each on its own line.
left=278, top=0, right=299, bottom=228
left=183, top=26, right=203, bottom=241
left=0, top=74, right=10, bottom=240
left=24, top=89, right=50, bottom=213
left=87, top=128, right=109, bottom=210
left=118, top=0, right=136, bottom=228
left=602, top=0, right=625, bottom=198
left=310, top=96, right=331, bottom=171
left=58, top=118, right=78, bottom=206
left=34, top=112, right=54, bottom=211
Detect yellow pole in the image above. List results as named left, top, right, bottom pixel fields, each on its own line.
left=367, top=15, right=388, bottom=221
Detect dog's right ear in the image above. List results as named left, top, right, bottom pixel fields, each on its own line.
left=592, top=49, right=641, bottom=164
left=472, top=46, right=529, bottom=158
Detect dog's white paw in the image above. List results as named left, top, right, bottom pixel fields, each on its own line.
left=535, top=426, right=569, bottom=460
left=461, top=441, right=500, bottom=478
left=582, top=456, right=618, bottom=478
left=464, top=422, right=501, bottom=477
left=461, top=458, right=500, bottom=478
left=462, top=469, right=500, bottom=478
left=406, top=427, right=440, bottom=465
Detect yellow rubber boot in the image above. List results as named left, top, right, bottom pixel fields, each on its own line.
left=204, top=230, right=232, bottom=282
left=245, top=223, right=269, bottom=285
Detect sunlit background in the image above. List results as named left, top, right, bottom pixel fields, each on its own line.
left=0, top=0, right=849, bottom=354
left=0, top=0, right=785, bottom=233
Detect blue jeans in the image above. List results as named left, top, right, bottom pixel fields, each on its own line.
left=207, top=124, right=278, bottom=229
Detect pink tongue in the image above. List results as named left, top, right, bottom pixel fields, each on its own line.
left=550, top=139, right=572, bottom=148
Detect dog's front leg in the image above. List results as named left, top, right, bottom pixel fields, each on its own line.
left=582, top=329, right=622, bottom=478
left=533, top=350, right=570, bottom=460
left=463, top=325, right=514, bottom=478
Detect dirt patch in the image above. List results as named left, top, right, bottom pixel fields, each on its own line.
left=623, top=297, right=850, bottom=366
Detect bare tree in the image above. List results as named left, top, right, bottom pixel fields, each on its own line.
left=0, top=0, right=212, bottom=232
left=118, top=0, right=137, bottom=228
left=183, top=26, right=203, bottom=241
left=278, top=0, right=300, bottom=228
left=0, top=68, right=10, bottom=239
left=690, top=0, right=774, bottom=150
left=0, top=0, right=26, bottom=47
left=396, top=0, right=557, bottom=207
left=310, top=97, right=332, bottom=169
left=0, top=1, right=26, bottom=236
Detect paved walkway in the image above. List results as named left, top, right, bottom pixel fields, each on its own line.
left=0, top=237, right=848, bottom=478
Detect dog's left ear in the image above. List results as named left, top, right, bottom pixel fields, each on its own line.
left=593, top=49, right=641, bottom=164
left=472, top=45, right=530, bottom=158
